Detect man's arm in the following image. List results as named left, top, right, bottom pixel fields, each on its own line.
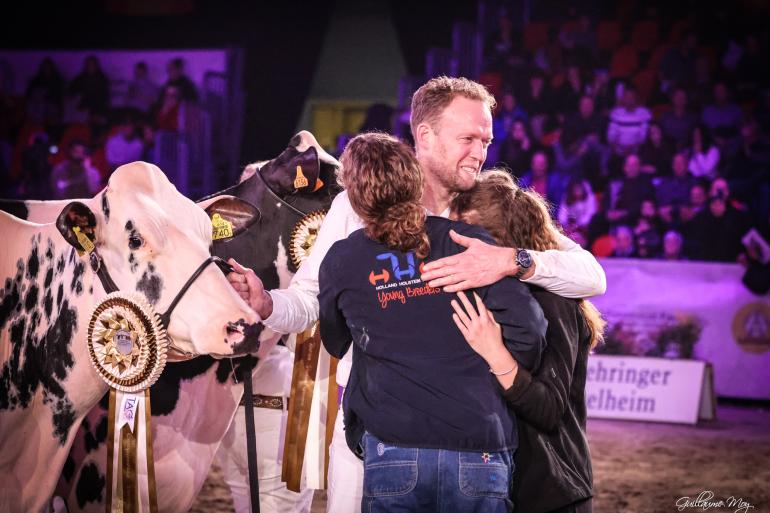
left=421, top=229, right=606, bottom=299
left=263, top=191, right=362, bottom=334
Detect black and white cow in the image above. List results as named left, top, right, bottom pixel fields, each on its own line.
left=35, top=132, right=341, bottom=513
left=0, top=162, right=264, bottom=513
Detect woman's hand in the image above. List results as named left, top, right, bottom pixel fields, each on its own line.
left=452, top=291, right=519, bottom=386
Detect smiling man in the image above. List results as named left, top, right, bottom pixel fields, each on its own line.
left=228, top=76, right=606, bottom=513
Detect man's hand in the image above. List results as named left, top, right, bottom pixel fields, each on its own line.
left=421, top=230, right=532, bottom=292
left=227, top=258, right=273, bottom=319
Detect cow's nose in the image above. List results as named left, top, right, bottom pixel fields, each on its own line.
left=225, top=320, right=263, bottom=355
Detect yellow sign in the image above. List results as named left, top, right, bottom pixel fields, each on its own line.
left=294, top=165, right=309, bottom=189
left=211, top=213, right=234, bottom=240
left=732, top=302, right=770, bottom=354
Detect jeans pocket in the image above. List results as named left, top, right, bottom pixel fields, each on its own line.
left=362, top=432, right=419, bottom=497
left=458, top=449, right=512, bottom=498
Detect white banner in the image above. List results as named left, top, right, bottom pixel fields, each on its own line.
left=586, top=355, right=709, bottom=424
left=592, top=258, right=770, bottom=400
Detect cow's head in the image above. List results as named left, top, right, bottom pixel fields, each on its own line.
left=55, top=162, right=262, bottom=358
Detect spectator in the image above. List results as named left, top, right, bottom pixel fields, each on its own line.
left=701, top=82, right=743, bottom=135
left=50, top=140, right=101, bottom=199
left=20, top=131, right=53, bottom=199
left=68, top=55, right=110, bottom=120
left=660, top=31, right=698, bottom=90
left=607, top=154, right=655, bottom=225
left=634, top=199, right=662, bottom=258
left=155, top=85, right=182, bottom=131
left=688, top=124, right=720, bottom=179
left=557, top=95, right=607, bottom=182
left=484, top=14, right=525, bottom=73
left=659, top=88, right=698, bottom=150
left=611, top=225, right=636, bottom=257
left=724, top=117, right=770, bottom=220
left=554, top=65, right=586, bottom=116
left=25, top=57, right=64, bottom=125
left=140, top=123, right=156, bottom=162
left=639, top=123, right=674, bottom=175
left=519, top=150, right=566, bottom=208
left=657, top=153, right=696, bottom=225
left=520, top=70, right=552, bottom=138
left=125, top=61, right=160, bottom=114
left=106, top=117, right=144, bottom=170
left=607, top=87, right=652, bottom=156
left=680, top=181, right=709, bottom=223
left=661, top=230, right=686, bottom=260
left=162, top=58, right=198, bottom=103
left=499, top=120, right=533, bottom=175
left=685, top=194, right=750, bottom=262
left=558, top=177, right=597, bottom=233
left=735, top=34, right=768, bottom=102
left=493, top=91, right=528, bottom=144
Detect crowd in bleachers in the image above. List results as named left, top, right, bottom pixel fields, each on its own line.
left=0, top=56, right=200, bottom=200
left=478, top=3, right=770, bottom=268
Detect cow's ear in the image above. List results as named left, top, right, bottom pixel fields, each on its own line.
left=56, top=202, right=98, bottom=253
left=201, top=196, right=261, bottom=241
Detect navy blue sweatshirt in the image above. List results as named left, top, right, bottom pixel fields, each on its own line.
left=318, top=217, right=548, bottom=453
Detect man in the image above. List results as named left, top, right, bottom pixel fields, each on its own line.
left=607, top=86, right=651, bottom=156
left=50, top=139, right=102, bottom=199
left=229, top=76, right=606, bottom=512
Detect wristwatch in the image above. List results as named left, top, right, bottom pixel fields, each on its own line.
left=513, top=249, right=533, bottom=279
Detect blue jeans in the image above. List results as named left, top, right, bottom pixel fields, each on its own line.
left=361, top=432, right=514, bottom=513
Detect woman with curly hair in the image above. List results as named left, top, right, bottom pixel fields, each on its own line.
left=450, top=169, right=605, bottom=513
left=318, top=133, right=547, bottom=513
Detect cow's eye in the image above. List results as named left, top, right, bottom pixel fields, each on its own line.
left=128, top=235, right=144, bottom=250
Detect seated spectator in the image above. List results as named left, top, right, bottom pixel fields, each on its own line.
left=607, top=154, right=655, bottom=226
left=162, top=57, right=198, bottom=103
left=20, top=131, right=53, bottom=199
left=634, top=199, right=663, bottom=258
left=557, top=95, right=607, bottom=182
left=106, top=117, right=144, bottom=170
left=125, top=61, right=160, bottom=114
left=68, top=55, right=110, bottom=120
left=661, top=230, right=686, bottom=260
left=659, top=88, right=698, bottom=150
left=688, top=124, right=720, bottom=179
left=499, top=120, right=533, bottom=175
left=607, top=86, right=651, bottom=156
left=520, top=70, right=553, bottom=138
left=701, top=82, right=743, bottom=135
left=611, top=225, right=636, bottom=257
left=155, top=85, right=182, bottom=131
left=685, top=193, right=750, bottom=262
left=484, top=14, right=525, bottom=72
left=639, top=123, right=674, bottom=175
left=518, top=150, right=566, bottom=209
left=493, top=91, right=528, bottom=143
left=659, top=32, right=698, bottom=90
left=553, top=65, right=586, bottom=116
left=723, top=117, right=770, bottom=219
left=680, top=181, right=709, bottom=223
left=25, top=57, right=64, bottom=126
left=50, top=140, right=102, bottom=199
left=735, top=34, right=768, bottom=102
left=558, top=177, right=597, bottom=233
left=657, top=153, right=696, bottom=225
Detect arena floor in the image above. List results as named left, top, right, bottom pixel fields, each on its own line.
left=191, top=404, right=770, bottom=513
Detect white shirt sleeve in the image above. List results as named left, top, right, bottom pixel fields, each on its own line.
left=263, top=191, right=363, bottom=334
left=521, top=232, right=607, bottom=298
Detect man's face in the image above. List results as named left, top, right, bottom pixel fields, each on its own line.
left=672, top=154, right=688, bottom=176
left=69, top=144, right=86, bottom=163
left=672, top=90, right=687, bottom=110
left=622, top=90, right=637, bottom=110
left=579, top=97, right=594, bottom=117
left=420, top=96, right=493, bottom=193
left=531, top=152, right=548, bottom=175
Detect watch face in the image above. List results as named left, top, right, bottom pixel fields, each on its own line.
left=517, top=250, right=533, bottom=268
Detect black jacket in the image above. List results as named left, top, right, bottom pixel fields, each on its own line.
left=503, top=287, right=593, bottom=513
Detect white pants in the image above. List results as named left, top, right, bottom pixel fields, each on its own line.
left=216, top=405, right=314, bottom=513
left=326, top=406, right=364, bottom=513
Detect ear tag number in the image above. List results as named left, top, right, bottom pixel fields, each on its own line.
left=72, top=226, right=95, bottom=253
left=294, top=165, right=309, bottom=189
left=211, top=213, right=234, bottom=240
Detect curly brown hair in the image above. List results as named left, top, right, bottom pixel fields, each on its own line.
left=410, top=76, right=497, bottom=138
left=338, top=132, right=430, bottom=259
left=450, top=169, right=605, bottom=348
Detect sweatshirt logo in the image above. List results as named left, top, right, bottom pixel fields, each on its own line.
left=368, top=251, right=438, bottom=308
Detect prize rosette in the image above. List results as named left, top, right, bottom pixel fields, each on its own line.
left=87, top=291, right=168, bottom=393
left=289, top=210, right=327, bottom=269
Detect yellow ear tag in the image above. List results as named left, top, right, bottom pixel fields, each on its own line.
left=313, top=177, right=324, bottom=192
left=211, top=213, right=234, bottom=240
left=294, top=165, right=309, bottom=189
left=72, top=226, right=95, bottom=253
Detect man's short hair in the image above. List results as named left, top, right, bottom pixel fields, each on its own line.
left=410, top=76, right=496, bottom=138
